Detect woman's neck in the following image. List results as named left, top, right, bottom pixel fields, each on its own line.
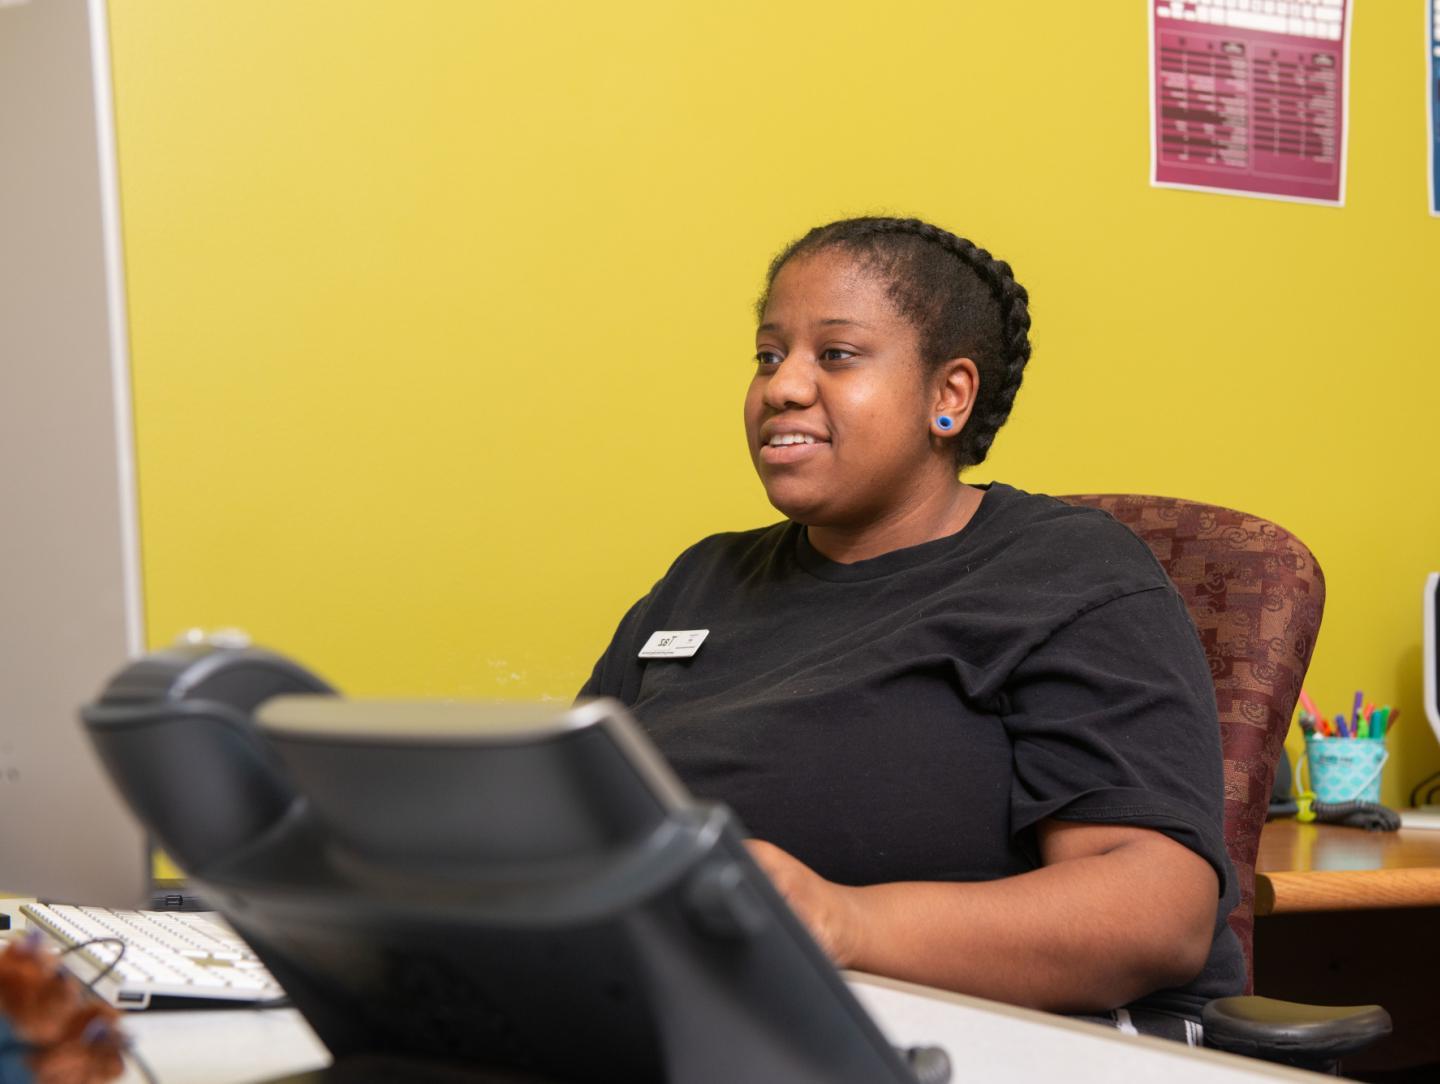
left=806, top=482, right=985, bottom=565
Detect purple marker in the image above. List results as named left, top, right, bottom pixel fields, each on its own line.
left=1351, top=690, right=1365, bottom=731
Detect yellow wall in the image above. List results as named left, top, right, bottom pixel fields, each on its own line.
left=108, top=2, right=1440, bottom=807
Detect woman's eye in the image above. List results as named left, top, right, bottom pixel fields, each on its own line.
left=820, top=348, right=855, bottom=362
left=754, top=350, right=783, bottom=367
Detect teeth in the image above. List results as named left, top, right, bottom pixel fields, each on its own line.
left=768, top=433, right=818, bottom=447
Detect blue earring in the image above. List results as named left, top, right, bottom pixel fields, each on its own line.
left=935, top=415, right=955, bottom=432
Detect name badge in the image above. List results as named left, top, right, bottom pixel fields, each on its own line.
left=638, top=629, right=709, bottom=659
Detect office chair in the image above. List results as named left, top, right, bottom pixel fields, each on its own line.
left=1058, top=494, right=1391, bottom=1073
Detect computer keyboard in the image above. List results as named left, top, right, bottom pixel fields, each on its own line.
left=21, top=902, right=285, bottom=1010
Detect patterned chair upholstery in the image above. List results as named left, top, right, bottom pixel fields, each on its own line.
left=1057, top=494, right=1325, bottom=993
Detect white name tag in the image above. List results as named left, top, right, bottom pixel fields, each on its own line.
left=638, top=629, right=709, bottom=659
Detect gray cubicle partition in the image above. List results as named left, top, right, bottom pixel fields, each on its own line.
left=0, top=0, right=148, bottom=905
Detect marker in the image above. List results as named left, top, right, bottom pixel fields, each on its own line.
left=1300, top=689, right=1321, bottom=718
left=1335, top=714, right=1349, bottom=738
left=1372, top=706, right=1389, bottom=740
left=1351, top=690, right=1365, bottom=731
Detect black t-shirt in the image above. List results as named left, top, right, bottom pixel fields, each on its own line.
left=580, top=482, right=1245, bottom=1016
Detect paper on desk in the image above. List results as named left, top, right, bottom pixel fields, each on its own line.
left=1400, top=808, right=1440, bottom=830
left=1429, top=1, right=1439, bottom=215
left=1150, top=0, right=1351, bottom=204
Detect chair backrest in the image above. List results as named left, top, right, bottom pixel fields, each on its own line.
left=1057, top=494, right=1324, bottom=993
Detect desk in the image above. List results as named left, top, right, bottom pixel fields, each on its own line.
left=0, top=896, right=1341, bottom=1084
left=1252, top=819, right=1440, bottom=1074
left=107, top=974, right=1331, bottom=1084
left=1, top=899, right=1327, bottom=1084
left=1255, top=819, right=1440, bottom=914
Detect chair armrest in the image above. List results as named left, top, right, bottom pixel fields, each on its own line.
left=1202, top=995, right=1391, bottom=1070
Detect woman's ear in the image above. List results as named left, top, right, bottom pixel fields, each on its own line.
left=929, top=357, right=979, bottom=438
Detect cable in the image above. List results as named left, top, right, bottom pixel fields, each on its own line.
left=125, top=1048, right=160, bottom=1084
left=1409, top=767, right=1440, bottom=808
left=66, top=942, right=163, bottom=1083
left=57, top=935, right=128, bottom=992
left=1309, top=800, right=1401, bottom=831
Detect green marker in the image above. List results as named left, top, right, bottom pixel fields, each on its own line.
left=1372, top=706, right=1389, bottom=740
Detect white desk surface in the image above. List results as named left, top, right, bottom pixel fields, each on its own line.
left=0, top=901, right=1327, bottom=1084
left=103, top=974, right=1333, bottom=1084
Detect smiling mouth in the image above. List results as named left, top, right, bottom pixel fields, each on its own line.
left=763, top=433, right=828, bottom=448
left=758, top=433, right=829, bottom=465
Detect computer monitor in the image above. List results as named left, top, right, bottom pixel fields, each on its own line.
left=0, top=0, right=147, bottom=908
left=82, top=645, right=945, bottom=1084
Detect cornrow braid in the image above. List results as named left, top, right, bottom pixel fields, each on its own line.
left=756, top=217, right=1032, bottom=469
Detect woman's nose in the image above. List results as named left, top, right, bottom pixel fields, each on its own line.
left=763, top=355, right=816, bottom=410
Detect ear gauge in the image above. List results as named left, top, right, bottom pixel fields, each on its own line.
left=934, top=415, right=955, bottom=433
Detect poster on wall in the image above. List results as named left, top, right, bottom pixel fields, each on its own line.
left=1430, top=0, right=1440, bottom=215
left=1150, top=1, right=1352, bottom=205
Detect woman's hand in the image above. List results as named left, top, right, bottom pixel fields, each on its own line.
left=747, top=824, right=1216, bottom=1012
left=745, top=839, right=865, bottom=967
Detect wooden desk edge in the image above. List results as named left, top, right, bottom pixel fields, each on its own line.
left=1255, top=868, right=1440, bottom=915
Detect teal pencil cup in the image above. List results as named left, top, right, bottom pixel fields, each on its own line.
left=1304, top=735, right=1387, bottom=803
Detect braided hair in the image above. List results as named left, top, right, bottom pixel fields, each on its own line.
left=756, top=217, right=1032, bottom=470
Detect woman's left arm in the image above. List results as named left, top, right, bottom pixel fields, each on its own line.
left=747, top=819, right=1218, bottom=1014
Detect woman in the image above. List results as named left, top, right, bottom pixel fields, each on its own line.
left=580, top=217, right=1243, bottom=1041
